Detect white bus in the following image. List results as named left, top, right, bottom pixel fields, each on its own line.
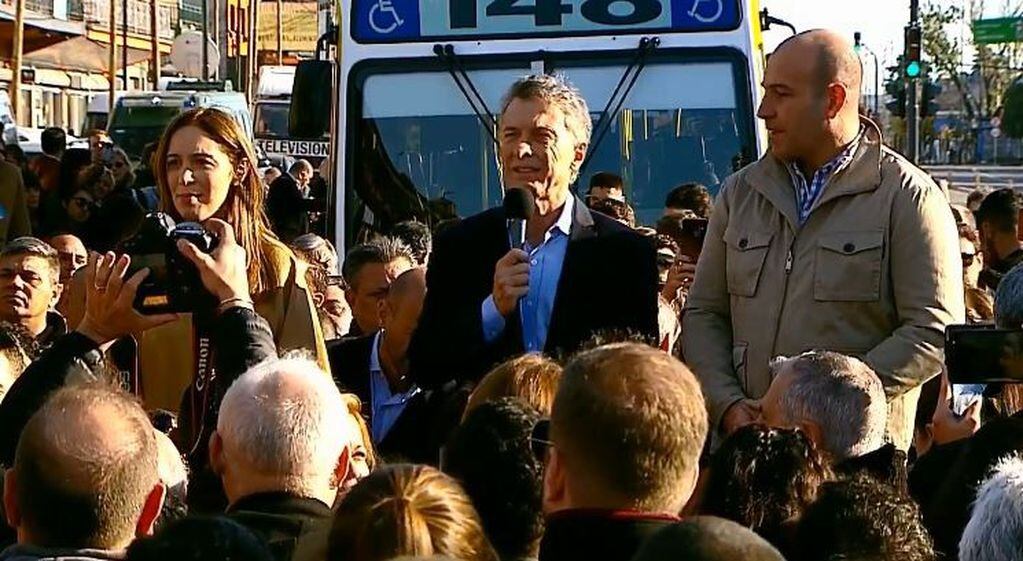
left=323, top=0, right=769, bottom=251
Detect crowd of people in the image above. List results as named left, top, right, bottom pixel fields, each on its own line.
left=0, top=27, right=1019, bottom=561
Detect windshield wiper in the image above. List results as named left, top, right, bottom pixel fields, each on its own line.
left=434, top=44, right=498, bottom=143
left=577, top=36, right=660, bottom=181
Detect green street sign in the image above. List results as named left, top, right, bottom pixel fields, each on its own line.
left=973, top=17, right=1023, bottom=44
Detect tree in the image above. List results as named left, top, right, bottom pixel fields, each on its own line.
left=921, top=0, right=1023, bottom=120
left=1002, top=80, right=1023, bottom=138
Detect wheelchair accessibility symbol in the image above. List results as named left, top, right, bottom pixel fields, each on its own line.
left=369, top=0, right=405, bottom=34
left=687, top=0, right=723, bottom=23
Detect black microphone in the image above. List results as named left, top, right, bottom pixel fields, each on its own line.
left=503, top=188, right=535, bottom=250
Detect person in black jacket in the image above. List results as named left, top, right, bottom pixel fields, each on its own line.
left=409, top=74, right=658, bottom=387
left=330, top=267, right=466, bottom=465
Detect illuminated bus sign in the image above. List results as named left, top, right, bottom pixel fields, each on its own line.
left=352, top=0, right=741, bottom=43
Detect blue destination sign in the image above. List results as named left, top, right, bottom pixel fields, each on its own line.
left=353, top=0, right=741, bottom=43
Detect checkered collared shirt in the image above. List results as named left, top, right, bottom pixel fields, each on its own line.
left=787, top=127, right=865, bottom=225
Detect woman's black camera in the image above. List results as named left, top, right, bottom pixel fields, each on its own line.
left=121, top=212, right=219, bottom=314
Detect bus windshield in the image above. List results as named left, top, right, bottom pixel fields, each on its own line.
left=350, top=53, right=753, bottom=240
left=254, top=102, right=292, bottom=138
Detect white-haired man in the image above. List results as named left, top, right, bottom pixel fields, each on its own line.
left=759, top=350, right=906, bottom=490
left=410, top=74, right=659, bottom=386
left=960, top=455, right=1023, bottom=561
left=211, top=355, right=370, bottom=561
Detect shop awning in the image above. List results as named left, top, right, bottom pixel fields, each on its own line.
left=0, top=8, right=85, bottom=60
left=24, top=36, right=151, bottom=74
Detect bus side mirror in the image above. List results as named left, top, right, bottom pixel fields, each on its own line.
left=289, top=60, right=332, bottom=139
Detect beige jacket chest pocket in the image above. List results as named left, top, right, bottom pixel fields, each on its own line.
left=724, top=228, right=773, bottom=297
left=814, top=230, right=884, bottom=302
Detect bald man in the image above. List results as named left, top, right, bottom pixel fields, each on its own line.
left=3, top=385, right=163, bottom=558
left=683, top=30, right=964, bottom=451
left=329, top=268, right=426, bottom=439
left=329, top=267, right=458, bottom=463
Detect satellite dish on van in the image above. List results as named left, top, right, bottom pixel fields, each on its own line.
left=169, top=31, right=220, bottom=79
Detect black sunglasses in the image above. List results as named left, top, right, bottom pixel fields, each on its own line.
left=530, top=419, right=553, bottom=461
left=962, top=253, right=976, bottom=267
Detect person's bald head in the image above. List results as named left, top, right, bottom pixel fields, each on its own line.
left=777, top=30, right=862, bottom=95
left=214, top=355, right=363, bottom=506
left=382, top=267, right=427, bottom=357
left=5, top=385, right=161, bottom=550
left=759, top=29, right=865, bottom=168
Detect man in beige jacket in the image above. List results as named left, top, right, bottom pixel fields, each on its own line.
left=682, top=30, right=964, bottom=449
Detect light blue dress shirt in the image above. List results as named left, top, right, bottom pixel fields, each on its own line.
left=369, top=331, right=421, bottom=444
left=481, top=197, right=573, bottom=353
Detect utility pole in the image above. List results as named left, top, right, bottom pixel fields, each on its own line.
left=109, top=0, right=117, bottom=114
left=202, top=0, right=209, bottom=81
left=906, top=0, right=922, bottom=163
left=213, top=0, right=220, bottom=79
left=11, top=0, right=25, bottom=125
left=122, top=0, right=129, bottom=91
left=276, top=0, right=283, bottom=64
left=150, top=0, right=160, bottom=88
left=249, top=0, right=261, bottom=100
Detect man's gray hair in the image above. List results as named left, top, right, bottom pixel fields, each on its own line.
left=2, top=237, right=60, bottom=281
left=217, top=356, right=352, bottom=497
left=960, top=455, right=1023, bottom=561
left=775, top=351, right=886, bottom=460
left=997, top=264, right=1023, bottom=328
left=341, top=236, right=414, bottom=290
left=500, top=73, right=593, bottom=151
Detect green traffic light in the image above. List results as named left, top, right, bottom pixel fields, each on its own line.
left=906, top=60, right=921, bottom=78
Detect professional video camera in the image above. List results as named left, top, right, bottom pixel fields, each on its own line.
left=121, top=212, right=218, bottom=314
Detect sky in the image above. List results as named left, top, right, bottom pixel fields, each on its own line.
left=759, top=0, right=1017, bottom=94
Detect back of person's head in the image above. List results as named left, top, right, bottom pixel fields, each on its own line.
left=153, top=430, right=188, bottom=529
left=630, top=517, right=786, bottom=561
left=7, top=384, right=160, bottom=550
left=768, top=351, right=886, bottom=461
left=968, top=187, right=989, bottom=211
left=342, top=237, right=414, bottom=290
left=701, top=425, right=832, bottom=549
left=977, top=188, right=1020, bottom=234
left=444, top=398, right=544, bottom=560
left=40, top=127, right=67, bottom=157
left=960, top=455, right=1023, bottom=561
left=329, top=464, right=498, bottom=561
left=464, top=354, right=562, bottom=417
left=215, top=355, right=361, bottom=504
left=589, top=172, right=623, bottom=192
left=664, top=182, right=712, bottom=218
left=391, top=221, right=433, bottom=266
left=126, top=516, right=274, bottom=561
left=587, top=196, right=636, bottom=227
left=548, top=343, right=708, bottom=513
left=996, top=263, right=1023, bottom=328
left=797, top=475, right=936, bottom=561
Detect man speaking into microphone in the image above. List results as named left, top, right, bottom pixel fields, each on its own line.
left=409, top=74, right=658, bottom=386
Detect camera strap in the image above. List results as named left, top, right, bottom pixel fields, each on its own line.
left=188, top=311, right=217, bottom=457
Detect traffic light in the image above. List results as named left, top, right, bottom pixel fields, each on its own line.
left=904, top=25, right=922, bottom=78
left=922, top=75, right=941, bottom=118
left=886, top=86, right=906, bottom=118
